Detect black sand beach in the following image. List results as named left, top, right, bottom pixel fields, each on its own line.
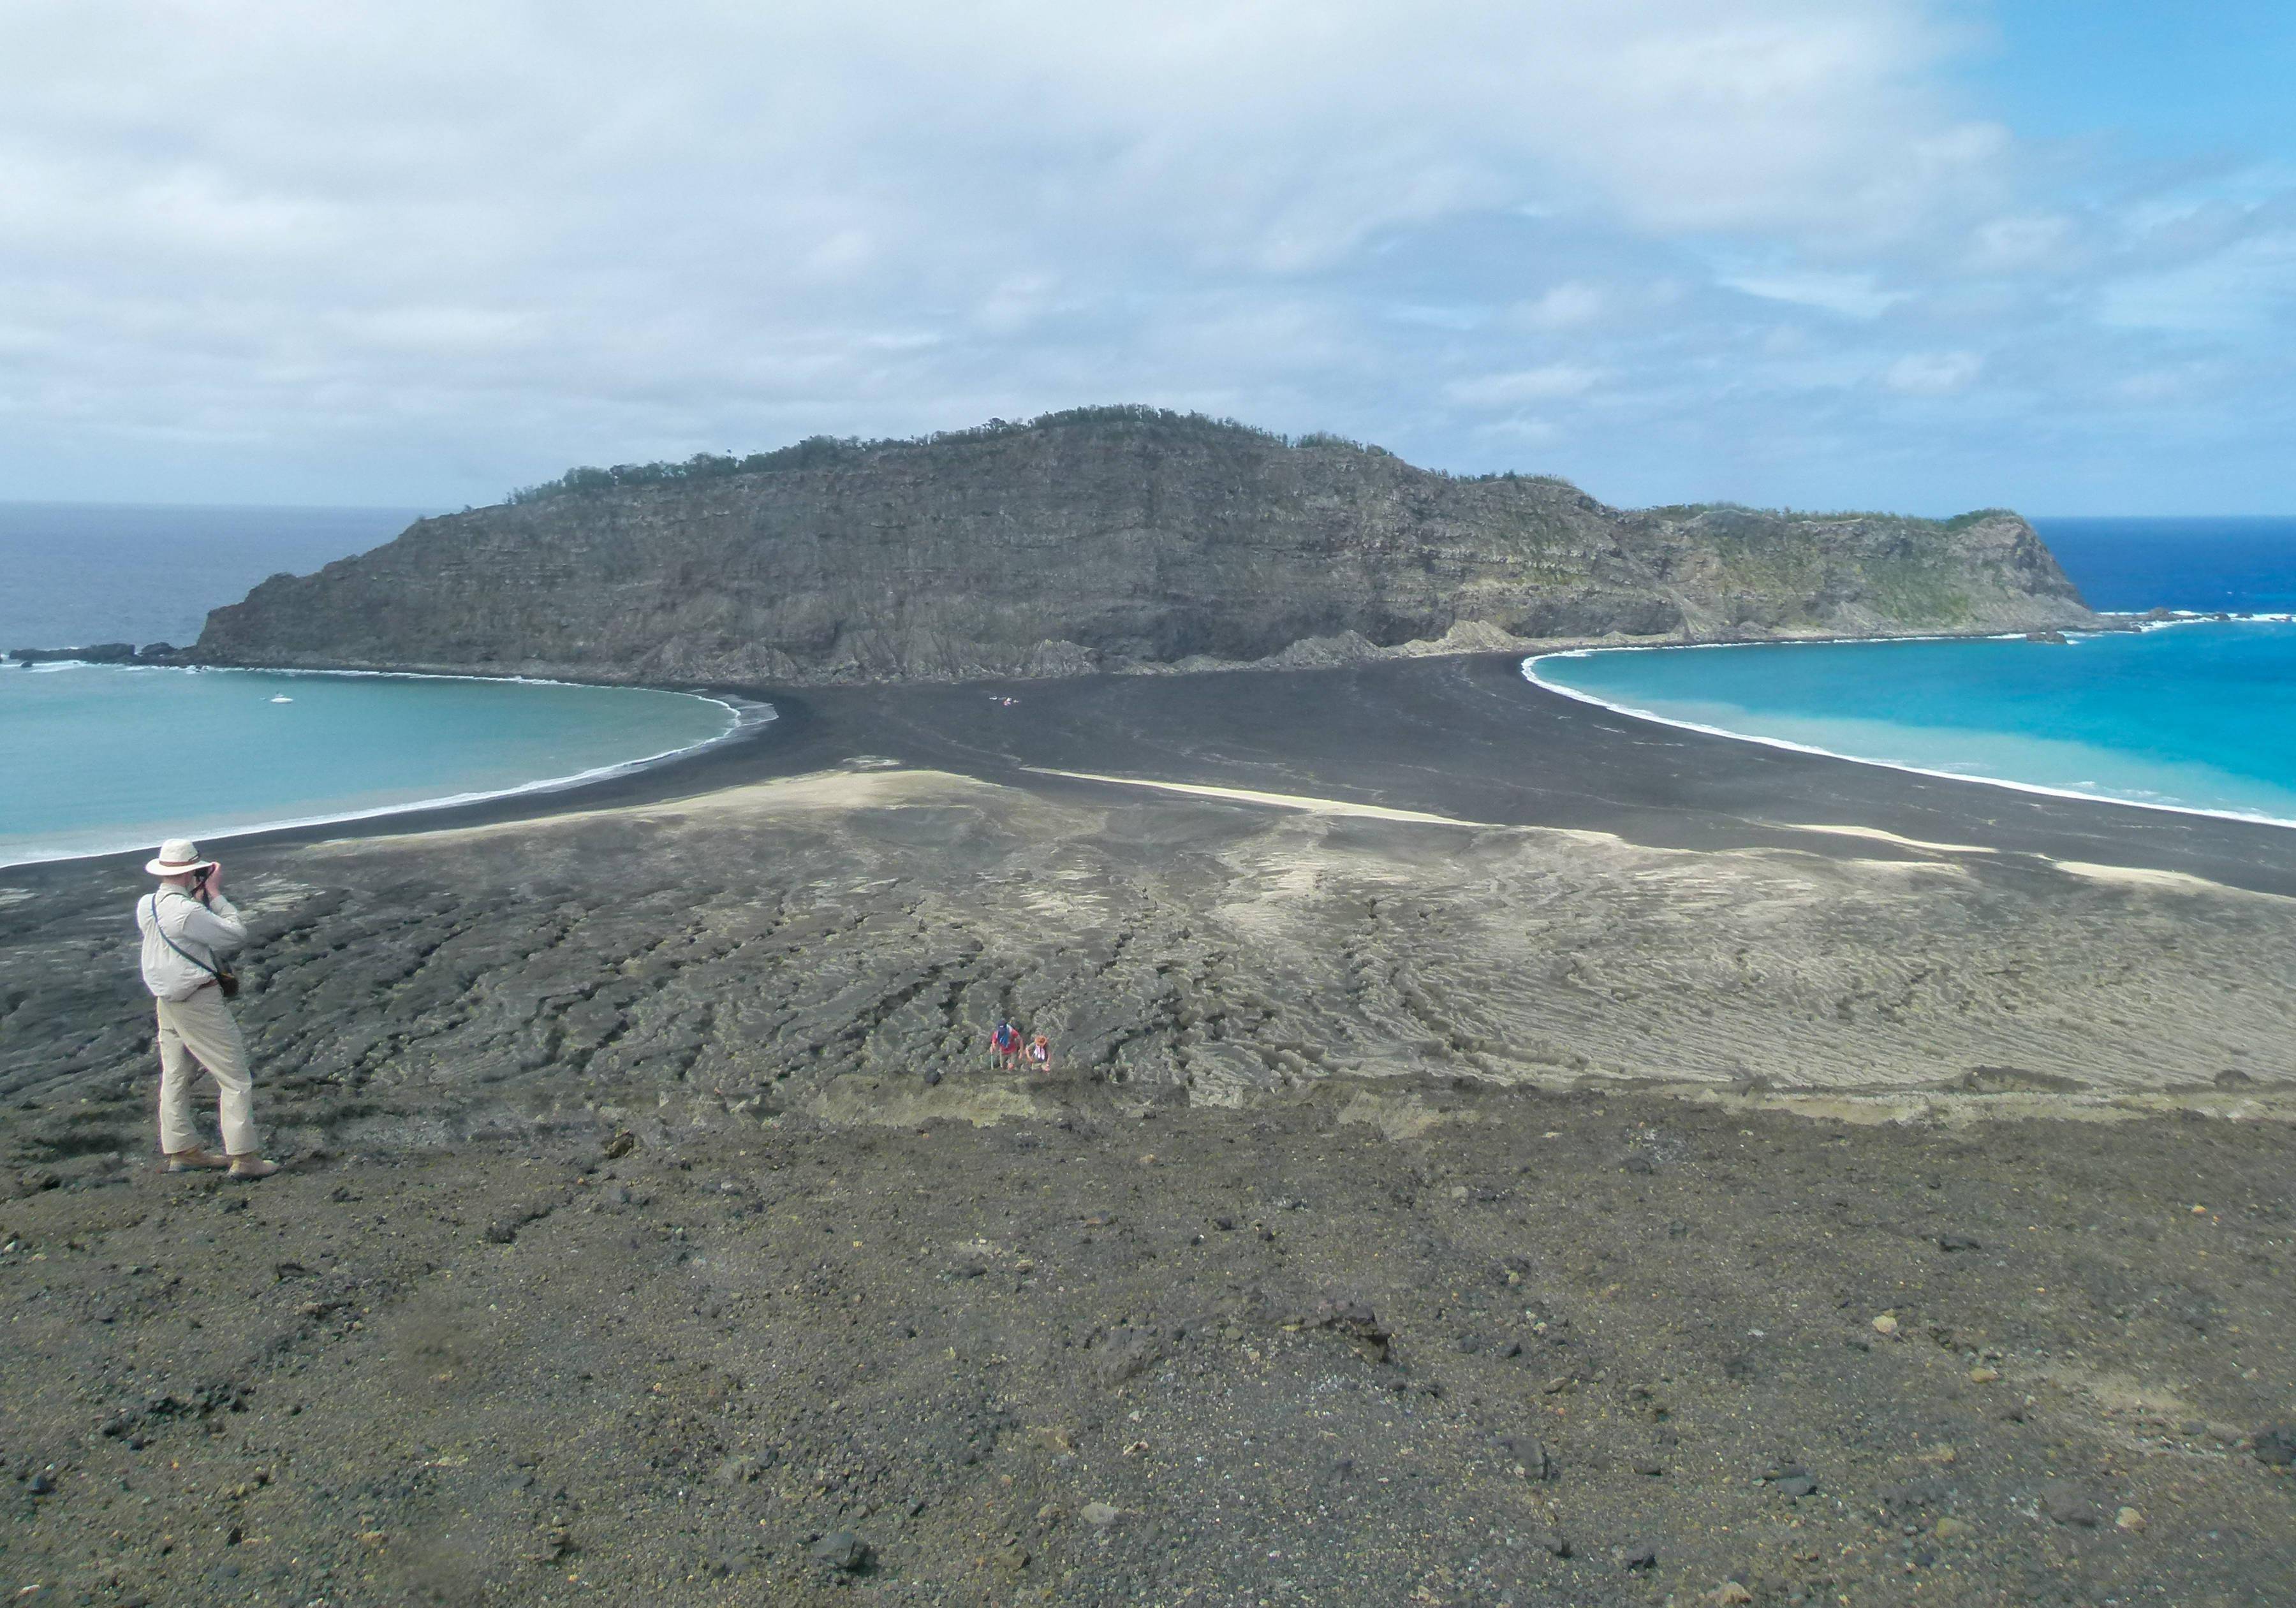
left=797, top=654, right=2296, bottom=894
left=37, top=652, right=2293, bottom=892
left=4, top=657, right=2293, bottom=1605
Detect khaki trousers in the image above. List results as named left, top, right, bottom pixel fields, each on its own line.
left=155, top=986, right=258, bottom=1157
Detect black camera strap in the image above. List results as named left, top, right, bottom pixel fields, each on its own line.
left=146, top=890, right=230, bottom=988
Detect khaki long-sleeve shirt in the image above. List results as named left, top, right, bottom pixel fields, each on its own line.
left=136, top=889, right=247, bottom=1002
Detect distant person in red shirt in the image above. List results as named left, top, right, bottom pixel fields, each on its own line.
left=990, top=1020, right=1020, bottom=1067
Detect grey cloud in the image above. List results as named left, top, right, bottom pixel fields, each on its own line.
left=0, top=0, right=2289, bottom=513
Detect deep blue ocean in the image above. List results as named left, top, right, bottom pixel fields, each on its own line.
left=1533, top=515, right=2296, bottom=828
left=2033, top=516, right=2296, bottom=614
left=0, top=504, right=749, bottom=867
left=0, top=502, right=438, bottom=651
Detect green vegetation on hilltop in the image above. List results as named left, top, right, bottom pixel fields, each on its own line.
left=512, top=407, right=1304, bottom=505
left=504, top=406, right=1583, bottom=506
left=1642, top=501, right=2019, bottom=529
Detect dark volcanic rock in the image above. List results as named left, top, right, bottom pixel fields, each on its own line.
left=189, top=407, right=2094, bottom=684
left=2039, top=1479, right=2103, bottom=1526
left=713, top=1454, right=764, bottom=1486
left=9, top=641, right=180, bottom=666
left=2253, top=1424, right=2296, bottom=1467
left=1498, top=1434, right=1556, bottom=1481
left=1091, top=1326, right=1162, bottom=1387
left=807, top=1530, right=869, bottom=1571
left=11, top=642, right=137, bottom=665
left=1307, top=1296, right=1392, bottom=1363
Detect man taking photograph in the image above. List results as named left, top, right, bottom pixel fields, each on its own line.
left=135, top=838, right=276, bottom=1179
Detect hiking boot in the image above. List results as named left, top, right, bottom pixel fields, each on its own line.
left=226, top=1154, right=279, bottom=1180
left=164, top=1148, right=229, bottom=1173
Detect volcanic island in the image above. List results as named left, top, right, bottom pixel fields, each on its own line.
left=4, top=410, right=2292, bottom=1605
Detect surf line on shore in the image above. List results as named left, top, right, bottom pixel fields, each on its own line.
left=0, top=671, right=774, bottom=870
left=1522, top=650, right=2296, bottom=835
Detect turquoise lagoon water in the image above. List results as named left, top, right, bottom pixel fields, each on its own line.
left=1529, top=621, right=2296, bottom=826
left=0, top=666, right=745, bottom=867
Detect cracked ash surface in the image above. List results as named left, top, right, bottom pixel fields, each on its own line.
left=3, top=731, right=2296, bottom=1603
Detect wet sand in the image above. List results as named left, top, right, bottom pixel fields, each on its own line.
left=3, top=657, right=2293, bottom=1604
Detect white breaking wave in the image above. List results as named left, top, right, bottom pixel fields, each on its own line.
left=1521, top=649, right=2296, bottom=834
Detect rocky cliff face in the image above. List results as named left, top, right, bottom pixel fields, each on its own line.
left=193, top=410, right=2094, bottom=684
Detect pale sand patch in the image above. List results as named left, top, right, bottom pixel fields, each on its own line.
left=1782, top=821, right=2286, bottom=902
left=1784, top=822, right=1999, bottom=856
left=224, top=879, right=327, bottom=918
left=2024, top=1362, right=2240, bottom=1454
left=1338, top=1089, right=1483, bottom=1140
left=1829, top=857, right=1976, bottom=880
left=1024, top=767, right=1483, bottom=827
left=609, top=766, right=1002, bottom=819
left=307, top=766, right=1007, bottom=852
left=2047, top=859, right=2290, bottom=899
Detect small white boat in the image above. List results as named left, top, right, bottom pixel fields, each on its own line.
left=270, top=694, right=293, bottom=703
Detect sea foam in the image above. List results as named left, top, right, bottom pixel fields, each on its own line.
left=1527, top=619, right=2296, bottom=831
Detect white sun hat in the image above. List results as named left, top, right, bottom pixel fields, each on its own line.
left=144, top=838, right=214, bottom=877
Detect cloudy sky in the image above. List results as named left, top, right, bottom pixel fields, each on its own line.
left=2, top=1, right=2290, bottom=514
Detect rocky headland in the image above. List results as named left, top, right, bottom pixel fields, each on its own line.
left=189, top=408, right=2094, bottom=684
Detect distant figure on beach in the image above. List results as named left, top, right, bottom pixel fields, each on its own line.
left=135, top=839, right=276, bottom=1179
left=991, top=1020, right=1020, bottom=1067
left=1026, top=1034, right=1052, bottom=1073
